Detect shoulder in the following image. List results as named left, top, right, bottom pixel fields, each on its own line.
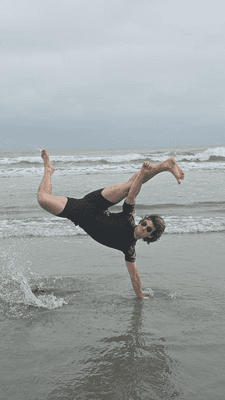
left=122, top=201, right=136, bottom=226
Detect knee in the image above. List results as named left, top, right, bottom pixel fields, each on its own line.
left=37, top=193, right=47, bottom=207
left=37, top=193, right=53, bottom=214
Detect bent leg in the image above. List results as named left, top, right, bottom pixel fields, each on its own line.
left=37, top=151, right=67, bottom=216
left=102, top=157, right=185, bottom=204
left=126, top=157, right=185, bottom=185
left=102, top=181, right=131, bottom=204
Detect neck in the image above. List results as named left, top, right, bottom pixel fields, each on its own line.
left=134, top=226, right=140, bottom=240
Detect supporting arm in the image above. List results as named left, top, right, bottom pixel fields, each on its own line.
left=126, top=261, right=148, bottom=299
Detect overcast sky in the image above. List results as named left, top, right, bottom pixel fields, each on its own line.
left=1, top=0, right=225, bottom=150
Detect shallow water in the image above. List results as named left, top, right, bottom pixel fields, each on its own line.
left=0, top=232, right=224, bottom=400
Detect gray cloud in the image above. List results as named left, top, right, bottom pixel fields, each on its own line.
left=1, top=0, right=225, bottom=149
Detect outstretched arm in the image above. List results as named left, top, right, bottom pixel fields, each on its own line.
left=126, top=162, right=152, bottom=205
left=126, top=261, right=148, bottom=299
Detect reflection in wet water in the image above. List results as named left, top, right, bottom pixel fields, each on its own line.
left=48, top=301, right=180, bottom=400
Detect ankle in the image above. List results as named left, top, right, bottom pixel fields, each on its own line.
left=45, top=165, right=52, bottom=174
left=157, top=160, right=170, bottom=171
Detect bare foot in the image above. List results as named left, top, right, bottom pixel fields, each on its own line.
left=164, top=157, right=185, bottom=184
left=41, top=149, right=49, bottom=165
left=41, top=150, right=55, bottom=175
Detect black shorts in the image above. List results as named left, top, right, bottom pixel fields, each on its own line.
left=57, top=188, right=114, bottom=226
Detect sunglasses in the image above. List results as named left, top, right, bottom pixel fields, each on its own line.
left=140, top=220, right=154, bottom=234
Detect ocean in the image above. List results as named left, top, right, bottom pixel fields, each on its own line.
left=0, top=145, right=224, bottom=400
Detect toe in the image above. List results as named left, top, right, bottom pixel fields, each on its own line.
left=41, top=150, right=47, bottom=158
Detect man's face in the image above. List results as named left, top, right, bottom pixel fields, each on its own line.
left=136, top=218, right=156, bottom=239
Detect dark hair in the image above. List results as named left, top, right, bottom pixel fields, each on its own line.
left=139, top=215, right=165, bottom=245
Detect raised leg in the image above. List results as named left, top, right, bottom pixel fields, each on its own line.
left=102, top=181, right=132, bottom=204
left=102, top=157, right=185, bottom=204
left=130, top=157, right=185, bottom=185
left=37, top=150, right=68, bottom=216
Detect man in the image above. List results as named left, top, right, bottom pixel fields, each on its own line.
left=38, top=150, right=185, bottom=299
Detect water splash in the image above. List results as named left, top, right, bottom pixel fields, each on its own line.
left=0, top=252, right=67, bottom=318
left=143, top=287, right=184, bottom=300
left=143, top=288, right=154, bottom=298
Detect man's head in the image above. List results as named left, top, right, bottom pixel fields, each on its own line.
left=138, top=215, right=165, bottom=244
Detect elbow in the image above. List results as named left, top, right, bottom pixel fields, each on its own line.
left=126, top=195, right=136, bottom=205
left=131, top=271, right=140, bottom=282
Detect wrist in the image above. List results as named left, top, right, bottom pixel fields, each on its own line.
left=140, top=168, right=149, bottom=178
left=137, top=289, right=144, bottom=298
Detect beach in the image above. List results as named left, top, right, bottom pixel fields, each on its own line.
left=0, top=146, right=225, bottom=399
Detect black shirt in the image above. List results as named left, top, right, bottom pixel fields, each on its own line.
left=78, top=201, right=137, bottom=263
